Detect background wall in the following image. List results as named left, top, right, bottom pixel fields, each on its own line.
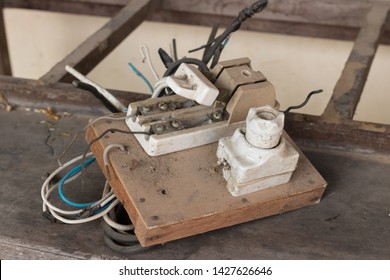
left=3, top=8, right=390, bottom=124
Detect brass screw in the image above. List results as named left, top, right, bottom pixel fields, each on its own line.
left=142, top=105, right=151, bottom=113
left=158, top=102, right=168, bottom=110
left=213, top=111, right=223, bottom=120
left=155, top=124, right=165, bottom=132
left=171, top=120, right=182, bottom=129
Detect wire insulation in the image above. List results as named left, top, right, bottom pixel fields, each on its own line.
left=128, top=63, right=154, bottom=93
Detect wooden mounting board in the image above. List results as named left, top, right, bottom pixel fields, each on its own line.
left=86, top=120, right=327, bottom=247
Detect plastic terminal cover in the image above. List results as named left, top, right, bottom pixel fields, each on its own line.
left=166, top=63, right=219, bottom=106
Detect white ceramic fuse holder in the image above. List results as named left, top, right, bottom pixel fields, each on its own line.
left=166, top=63, right=219, bottom=106
left=217, top=105, right=299, bottom=196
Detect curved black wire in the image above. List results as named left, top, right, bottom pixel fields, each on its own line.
left=103, top=235, right=147, bottom=254
left=282, top=89, right=323, bottom=114
left=101, top=204, right=152, bottom=254
left=163, top=58, right=209, bottom=77
left=101, top=221, right=138, bottom=243
left=158, top=48, right=174, bottom=68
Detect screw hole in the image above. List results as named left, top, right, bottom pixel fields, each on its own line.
left=158, top=189, right=167, bottom=195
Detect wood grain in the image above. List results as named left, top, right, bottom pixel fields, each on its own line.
left=86, top=118, right=327, bottom=247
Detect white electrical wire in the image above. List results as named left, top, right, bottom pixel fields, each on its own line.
left=41, top=152, right=117, bottom=223
left=103, top=144, right=126, bottom=167
left=101, top=182, right=135, bottom=231
left=152, top=80, right=169, bottom=98
left=65, top=65, right=126, bottom=112
left=140, top=44, right=160, bottom=81
left=48, top=199, right=119, bottom=224
left=103, top=143, right=126, bottom=180
left=42, top=153, right=93, bottom=213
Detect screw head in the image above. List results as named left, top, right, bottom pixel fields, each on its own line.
left=213, top=111, right=223, bottom=121
left=155, top=124, right=165, bottom=133
left=171, top=120, right=182, bottom=129
left=142, top=105, right=151, bottom=113
left=158, top=102, right=168, bottom=111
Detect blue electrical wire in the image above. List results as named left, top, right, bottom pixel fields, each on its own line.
left=128, top=63, right=154, bottom=93
left=58, top=156, right=98, bottom=208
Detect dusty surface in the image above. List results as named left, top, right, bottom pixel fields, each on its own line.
left=0, top=110, right=389, bottom=259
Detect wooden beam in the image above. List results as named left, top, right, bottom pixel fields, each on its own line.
left=0, top=4, right=11, bottom=75
left=323, top=4, right=390, bottom=121
left=160, top=0, right=374, bottom=29
left=4, top=0, right=390, bottom=44
left=285, top=113, right=390, bottom=154
left=0, top=75, right=148, bottom=115
left=39, top=0, right=159, bottom=84
left=3, top=0, right=127, bottom=17
left=151, top=10, right=367, bottom=43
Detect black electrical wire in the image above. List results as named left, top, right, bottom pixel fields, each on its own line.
left=201, top=0, right=268, bottom=66
left=103, top=235, right=147, bottom=254
left=188, top=39, right=216, bottom=53
left=101, top=221, right=138, bottom=243
left=172, top=38, right=178, bottom=62
left=202, top=24, right=219, bottom=61
left=158, top=48, right=174, bottom=68
left=282, top=89, right=323, bottom=114
left=101, top=203, right=151, bottom=253
left=163, top=58, right=209, bottom=77
left=72, top=80, right=120, bottom=113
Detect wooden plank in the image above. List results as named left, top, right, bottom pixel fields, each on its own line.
left=4, top=0, right=383, bottom=29
left=285, top=113, right=390, bottom=154
left=86, top=119, right=327, bottom=247
left=39, top=0, right=160, bottom=84
left=160, top=0, right=375, bottom=28
left=3, top=0, right=127, bottom=17
left=322, top=4, right=390, bottom=121
left=151, top=10, right=368, bottom=43
left=0, top=75, right=148, bottom=115
left=4, top=0, right=390, bottom=44
left=0, top=5, right=11, bottom=75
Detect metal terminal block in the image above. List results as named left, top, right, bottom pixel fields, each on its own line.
left=126, top=95, right=242, bottom=156
left=126, top=58, right=278, bottom=156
